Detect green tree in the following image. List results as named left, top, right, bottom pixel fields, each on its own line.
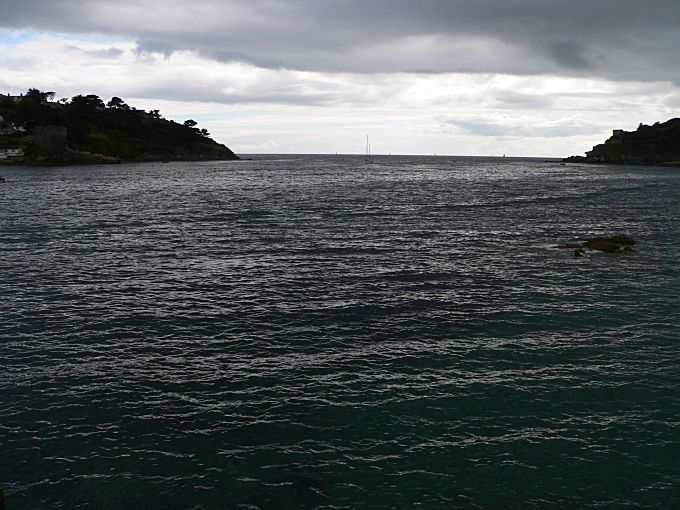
left=70, top=94, right=106, bottom=113
left=16, top=88, right=57, bottom=127
left=107, top=97, right=130, bottom=110
left=24, top=88, right=55, bottom=104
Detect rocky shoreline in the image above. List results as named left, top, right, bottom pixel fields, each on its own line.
left=1, top=151, right=241, bottom=167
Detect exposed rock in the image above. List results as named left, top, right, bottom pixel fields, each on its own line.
left=556, top=235, right=636, bottom=255
left=584, top=238, right=620, bottom=253
left=584, top=235, right=635, bottom=253
left=606, top=235, right=635, bottom=246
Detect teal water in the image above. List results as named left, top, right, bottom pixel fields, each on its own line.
left=1, top=156, right=680, bottom=509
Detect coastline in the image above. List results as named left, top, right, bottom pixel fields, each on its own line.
left=562, top=156, right=680, bottom=168
left=0, top=150, right=240, bottom=167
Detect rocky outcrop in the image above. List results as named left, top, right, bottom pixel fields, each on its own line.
left=556, top=235, right=636, bottom=255
left=564, top=118, right=680, bottom=166
left=584, top=235, right=635, bottom=253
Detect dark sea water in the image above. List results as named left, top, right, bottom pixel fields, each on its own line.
left=2, top=155, right=680, bottom=509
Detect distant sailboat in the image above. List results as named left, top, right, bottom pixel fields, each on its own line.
left=365, top=135, right=374, bottom=164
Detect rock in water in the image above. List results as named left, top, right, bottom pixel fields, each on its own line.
left=605, top=235, right=635, bottom=246
left=584, top=238, right=621, bottom=253
left=584, top=235, right=636, bottom=253
left=556, top=235, right=636, bottom=255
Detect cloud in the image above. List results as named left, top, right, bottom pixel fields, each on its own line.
left=133, top=40, right=175, bottom=58
left=545, top=40, right=598, bottom=71
left=1, top=5, right=679, bottom=157
left=1, top=0, right=680, bottom=82
left=492, top=92, right=554, bottom=110
left=67, top=45, right=124, bottom=58
left=448, top=118, right=604, bottom=138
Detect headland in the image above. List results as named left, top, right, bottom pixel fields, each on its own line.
left=0, top=89, right=238, bottom=166
left=564, top=117, right=680, bottom=167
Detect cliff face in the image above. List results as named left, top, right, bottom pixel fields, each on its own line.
left=564, top=118, right=680, bottom=166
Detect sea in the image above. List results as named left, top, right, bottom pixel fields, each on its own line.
left=1, top=155, right=680, bottom=509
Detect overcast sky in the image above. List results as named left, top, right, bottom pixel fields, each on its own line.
left=1, top=0, right=679, bottom=156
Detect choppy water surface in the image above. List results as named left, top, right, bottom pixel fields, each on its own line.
left=2, top=156, right=680, bottom=509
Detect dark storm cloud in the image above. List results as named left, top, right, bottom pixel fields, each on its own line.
left=2, top=0, right=680, bottom=81
left=546, top=40, right=598, bottom=71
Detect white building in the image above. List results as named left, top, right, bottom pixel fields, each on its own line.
left=0, top=147, right=25, bottom=159
left=0, top=125, right=26, bottom=135
left=1, top=94, right=22, bottom=103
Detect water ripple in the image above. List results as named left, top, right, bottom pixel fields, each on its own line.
left=2, top=157, right=680, bottom=509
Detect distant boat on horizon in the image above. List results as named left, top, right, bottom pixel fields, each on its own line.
left=365, top=135, right=374, bottom=164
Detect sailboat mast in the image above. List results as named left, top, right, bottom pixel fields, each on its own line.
left=365, top=134, right=373, bottom=164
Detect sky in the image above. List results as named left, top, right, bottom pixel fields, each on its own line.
left=1, top=0, right=679, bottom=156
